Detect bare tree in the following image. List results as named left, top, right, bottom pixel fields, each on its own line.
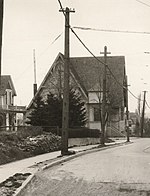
left=135, top=93, right=142, bottom=136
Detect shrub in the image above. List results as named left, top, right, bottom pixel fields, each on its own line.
left=68, top=128, right=100, bottom=138
left=21, top=133, right=61, bottom=156
left=0, top=129, right=61, bottom=165
left=0, top=132, right=19, bottom=143
left=46, top=127, right=100, bottom=138
left=16, top=126, right=43, bottom=139
left=43, top=126, right=60, bottom=135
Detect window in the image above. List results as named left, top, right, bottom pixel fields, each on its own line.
left=6, top=92, right=7, bottom=104
left=94, top=108, right=101, bottom=121
left=6, top=90, right=12, bottom=105
left=9, top=91, right=12, bottom=105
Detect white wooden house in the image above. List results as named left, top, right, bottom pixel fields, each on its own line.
left=0, top=75, right=26, bottom=129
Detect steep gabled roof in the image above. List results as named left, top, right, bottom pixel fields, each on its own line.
left=0, top=75, right=17, bottom=96
left=28, top=53, right=126, bottom=109
left=70, top=56, right=125, bottom=91
left=70, top=55, right=126, bottom=107
left=35, top=52, right=64, bottom=96
left=28, top=53, right=64, bottom=109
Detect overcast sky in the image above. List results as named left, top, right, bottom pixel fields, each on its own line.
left=2, top=0, right=150, bottom=112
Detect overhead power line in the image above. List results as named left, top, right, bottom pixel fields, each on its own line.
left=146, top=100, right=150, bottom=109
left=135, top=0, right=150, bottom=8
left=57, top=0, right=150, bottom=107
left=51, top=32, right=63, bottom=45
left=128, top=89, right=143, bottom=101
left=73, top=26, right=150, bottom=35
left=39, top=32, right=63, bottom=57
left=58, top=0, right=66, bottom=17
left=70, top=33, right=148, bottom=104
left=15, top=32, right=63, bottom=81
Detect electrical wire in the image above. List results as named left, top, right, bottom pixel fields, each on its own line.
left=57, top=0, right=150, bottom=107
left=146, top=100, right=150, bottom=109
left=135, top=0, right=150, bottom=7
left=128, top=89, right=143, bottom=101
left=39, top=32, right=63, bottom=57
left=58, top=0, right=66, bottom=17
left=73, top=26, right=150, bottom=35
left=57, top=1, right=126, bottom=90
left=15, top=32, right=63, bottom=81
left=51, top=32, right=63, bottom=45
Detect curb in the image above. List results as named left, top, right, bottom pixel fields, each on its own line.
left=14, top=141, right=132, bottom=196
left=42, top=141, right=132, bottom=170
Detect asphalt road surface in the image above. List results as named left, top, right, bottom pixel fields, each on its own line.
left=21, top=138, right=150, bottom=196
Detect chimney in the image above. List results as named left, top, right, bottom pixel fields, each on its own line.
left=33, top=49, right=37, bottom=96
left=33, top=83, right=37, bottom=96
left=0, top=1, right=4, bottom=87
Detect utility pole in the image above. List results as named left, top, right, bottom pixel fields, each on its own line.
left=59, top=7, right=75, bottom=155
left=141, top=90, right=147, bottom=137
left=100, top=46, right=111, bottom=145
left=33, top=49, right=37, bottom=96
left=0, top=0, right=3, bottom=87
left=125, top=76, right=130, bottom=142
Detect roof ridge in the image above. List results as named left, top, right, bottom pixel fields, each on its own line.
left=70, top=55, right=125, bottom=59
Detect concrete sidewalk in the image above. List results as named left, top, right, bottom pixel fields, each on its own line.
left=0, top=138, right=127, bottom=184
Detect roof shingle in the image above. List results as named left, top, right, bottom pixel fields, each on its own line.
left=70, top=55, right=126, bottom=107
left=28, top=53, right=126, bottom=108
left=0, top=75, right=17, bottom=96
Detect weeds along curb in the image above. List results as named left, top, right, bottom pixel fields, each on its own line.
left=14, top=141, right=132, bottom=196
left=14, top=174, right=36, bottom=196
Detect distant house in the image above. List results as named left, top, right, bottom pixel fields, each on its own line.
left=0, top=75, right=26, bottom=129
left=28, top=53, right=127, bottom=136
left=129, top=112, right=138, bottom=135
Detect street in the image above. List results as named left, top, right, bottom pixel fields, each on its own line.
left=20, top=138, right=150, bottom=196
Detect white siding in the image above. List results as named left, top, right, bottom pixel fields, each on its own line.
left=88, top=92, right=102, bottom=103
